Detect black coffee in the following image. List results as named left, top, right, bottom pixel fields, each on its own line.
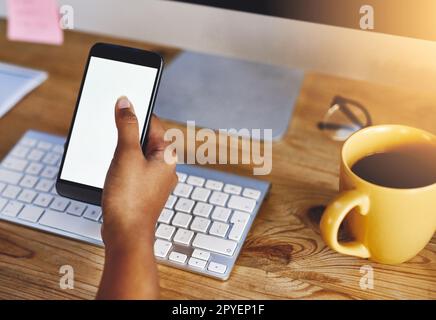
left=351, top=143, right=436, bottom=189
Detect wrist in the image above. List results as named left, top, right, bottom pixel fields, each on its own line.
left=103, top=227, right=155, bottom=258
left=104, top=240, right=154, bottom=267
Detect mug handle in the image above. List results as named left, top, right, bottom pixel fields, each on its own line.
left=320, top=190, right=371, bottom=258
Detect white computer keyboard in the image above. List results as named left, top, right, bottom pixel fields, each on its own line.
left=0, top=130, right=269, bottom=280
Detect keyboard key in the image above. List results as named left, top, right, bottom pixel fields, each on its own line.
left=33, top=194, right=54, bottom=207
left=35, top=179, right=54, bottom=193
left=21, top=137, right=37, bottom=147
left=173, top=228, right=194, bottom=245
left=37, top=141, right=52, bottom=151
left=11, top=146, right=30, bottom=158
left=231, top=211, right=250, bottom=224
left=169, top=251, right=187, bottom=264
left=211, top=206, right=232, bottom=222
left=26, top=162, right=44, bottom=175
left=173, top=183, right=193, bottom=198
left=192, top=233, right=237, bottom=256
left=172, top=212, right=192, bottom=228
left=19, top=175, right=39, bottom=188
left=27, top=149, right=45, bottom=161
left=0, top=198, right=7, bottom=211
left=192, top=249, right=210, bottom=261
left=191, top=187, right=211, bottom=202
left=53, top=144, right=65, bottom=154
left=2, top=157, right=28, bottom=172
left=228, top=221, right=249, bottom=241
left=223, top=184, right=242, bottom=195
left=66, top=201, right=87, bottom=216
left=227, top=195, right=256, bottom=213
left=42, top=152, right=60, bottom=165
left=165, top=195, right=177, bottom=209
left=2, top=185, right=22, bottom=199
left=83, top=206, right=101, bottom=221
left=41, top=166, right=58, bottom=179
left=17, top=189, right=37, bottom=203
left=2, top=201, right=24, bottom=217
left=190, top=216, right=210, bottom=233
left=209, top=191, right=229, bottom=206
left=50, top=185, right=58, bottom=195
left=0, top=169, right=22, bottom=184
left=209, top=221, right=229, bottom=238
left=19, top=205, right=44, bottom=223
left=208, top=261, right=227, bottom=274
left=174, top=198, right=195, bottom=213
left=154, top=239, right=172, bottom=258
left=0, top=182, right=5, bottom=193
left=186, top=175, right=205, bottom=187
left=205, top=179, right=223, bottom=191
left=192, top=202, right=213, bottom=218
left=158, top=208, right=174, bottom=224
left=155, top=224, right=176, bottom=240
left=49, top=197, right=70, bottom=211
left=242, top=188, right=261, bottom=200
left=39, top=210, right=102, bottom=241
left=176, top=172, right=187, bottom=182
left=188, top=257, right=207, bottom=269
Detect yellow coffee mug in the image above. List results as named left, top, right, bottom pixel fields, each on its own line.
left=320, top=125, right=436, bottom=264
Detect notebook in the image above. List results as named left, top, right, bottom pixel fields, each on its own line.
left=0, top=62, right=48, bottom=118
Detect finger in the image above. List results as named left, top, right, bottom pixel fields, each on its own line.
left=145, top=115, right=170, bottom=161
left=114, top=96, right=142, bottom=158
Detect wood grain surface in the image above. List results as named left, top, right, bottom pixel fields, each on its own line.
left=0, top=20, right=434, bottom=300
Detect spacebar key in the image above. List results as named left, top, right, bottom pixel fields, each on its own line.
left=39, top=210, right=102, bottom=241
left=192, top=233, right=237, bottom=256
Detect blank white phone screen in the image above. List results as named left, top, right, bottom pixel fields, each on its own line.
left=61, top=56, right=158, bottom=189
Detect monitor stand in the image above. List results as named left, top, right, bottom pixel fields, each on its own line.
left=154, top=51, right=304, bottom=141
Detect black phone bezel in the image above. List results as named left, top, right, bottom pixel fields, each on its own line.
left=56, top=43, right=164, bottom=205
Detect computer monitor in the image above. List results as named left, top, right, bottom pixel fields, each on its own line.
left=2, top=0, right=435, bottom=138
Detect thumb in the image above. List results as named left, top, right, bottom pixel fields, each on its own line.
left=114, top=96, right=142, bottom=158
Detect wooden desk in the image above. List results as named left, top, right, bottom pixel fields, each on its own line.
left=0, top=21, right=434, bottom=300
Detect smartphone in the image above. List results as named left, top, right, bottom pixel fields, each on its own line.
left=56, top=43, right=163, bottom=205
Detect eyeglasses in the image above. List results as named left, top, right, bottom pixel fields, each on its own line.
left=318, top=96, right=372, bottom=141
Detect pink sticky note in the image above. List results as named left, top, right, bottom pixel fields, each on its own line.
left=7, top=0, right=63, bottom=45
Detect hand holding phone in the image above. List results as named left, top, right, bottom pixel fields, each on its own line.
left=57, top=43, right=164, bottom=204
left=96, top=97, right=177, bottom=300
left=101, top=98, right=177, bottom=246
